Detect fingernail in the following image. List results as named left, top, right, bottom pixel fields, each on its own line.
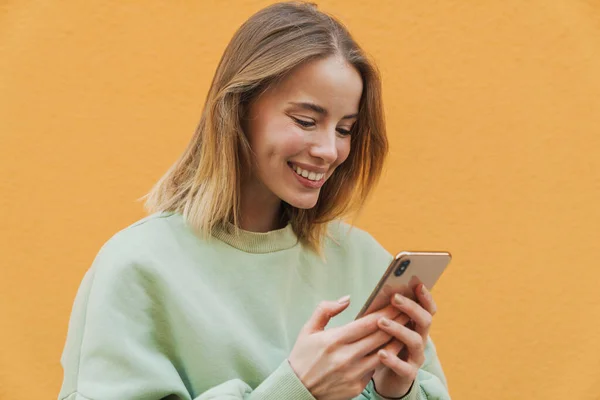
left=337, top=295, right=351, bottom=304
left=379, top=317, right=391, bottom=327
left=421, top=285, right=428, bottom=297
left=394, top=294, right=404, bottom=306
left=378, top=349, right=388, bottom=359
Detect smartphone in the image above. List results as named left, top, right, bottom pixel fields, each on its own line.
left=355, top=251, right=452, bottom=319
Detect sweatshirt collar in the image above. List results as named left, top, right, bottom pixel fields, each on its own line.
left=212, top=221, right=299, bottom=253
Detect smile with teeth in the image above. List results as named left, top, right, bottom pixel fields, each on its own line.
left=289, top=163, right=325, bottom=181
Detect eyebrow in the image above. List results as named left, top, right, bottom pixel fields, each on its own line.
left=288, top=102, right=358, bottom=120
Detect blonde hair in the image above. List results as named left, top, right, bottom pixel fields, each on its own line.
left=144, top=1, right=388, bottom=253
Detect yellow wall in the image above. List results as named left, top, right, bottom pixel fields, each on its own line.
left=1, top=1, right=599, bottom=398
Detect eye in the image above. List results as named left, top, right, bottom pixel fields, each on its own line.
left=336, top=123, right=355, bottom=136
left=291, top=116, right=315, bottom=128
left=336, top=128, right=352, bottom=136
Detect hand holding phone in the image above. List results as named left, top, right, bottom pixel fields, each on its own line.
left=356, top=251, right=451, bottom=320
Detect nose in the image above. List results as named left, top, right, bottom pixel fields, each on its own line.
left=308, top=127, right=338, bottom=164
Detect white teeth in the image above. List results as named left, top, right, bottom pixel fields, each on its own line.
left=291, top=164, right=325, bottom=182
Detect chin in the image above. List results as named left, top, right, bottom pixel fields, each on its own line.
left=283, top=193, right=320, bottom=210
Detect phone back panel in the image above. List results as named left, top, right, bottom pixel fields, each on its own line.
left=356, top=251, right=451, bottom=319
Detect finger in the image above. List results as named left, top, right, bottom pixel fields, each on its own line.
left=374, top=309, right=412, bottom=357
left=377, top=317, right=426, bottom=367
left=303, top=296, right=351, bottom=333
left=377, top=349, right=419, bottom=383
left=331, top=304, right=402, bottom=343
left=380, top=337, right=405, bottom=358
left=348, top=327, right=393, bottom=357
left=393, top=312, right=411, bottom=327
left=415, top=283, right=437, bottom=316
left=391, top=294, right=432, bottom=337
left=349, top=349, right=386, bottom=380
left=343, top=311, right=412, bottom=361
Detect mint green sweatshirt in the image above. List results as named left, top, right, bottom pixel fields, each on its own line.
left=59, top=212, right=449, bottom=400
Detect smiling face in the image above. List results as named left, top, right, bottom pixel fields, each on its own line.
left=243, top=55, right=363, bottom=213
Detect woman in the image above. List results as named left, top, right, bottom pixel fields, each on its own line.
left=58, top=2, right=449, bottom=400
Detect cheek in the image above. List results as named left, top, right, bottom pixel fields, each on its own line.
left=253, top=120, right=305, bottom=165
left=278, top=131, right=306, bottom=157
left=335, top=139, right=352, bottom=166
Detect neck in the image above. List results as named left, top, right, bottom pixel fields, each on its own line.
left=239, top=180, right=286, bottom=232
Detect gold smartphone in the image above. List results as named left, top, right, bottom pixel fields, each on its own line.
left=355, top=251, right=452, bottom=319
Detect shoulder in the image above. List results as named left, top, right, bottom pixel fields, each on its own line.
left=106, top=211, right=183, bottom=250
left=89, top=211, right=187, bottom=282
left=326, top=220, right=389, bottom=255
left=324, top=220, right=393, bottom=268
left=99, top=211, right=190, bottom=255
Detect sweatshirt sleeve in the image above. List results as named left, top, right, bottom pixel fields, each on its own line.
left=58, top=235, right=316, bottom=400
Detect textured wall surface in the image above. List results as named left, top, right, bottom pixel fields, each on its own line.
left=1, top=1, right=599, bottom=398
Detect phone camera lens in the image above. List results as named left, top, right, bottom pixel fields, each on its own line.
left=394, top=259, right=411, bottom=276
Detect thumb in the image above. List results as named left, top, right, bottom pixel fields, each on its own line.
left=304, top=295, right=351, bottom=333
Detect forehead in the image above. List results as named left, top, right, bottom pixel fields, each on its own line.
left=270, top=56, right=363, bottom=115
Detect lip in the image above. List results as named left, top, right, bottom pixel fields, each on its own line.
left=288, top=161, right=328, bottom=174
left=288, top=163, right=326, bottom=189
